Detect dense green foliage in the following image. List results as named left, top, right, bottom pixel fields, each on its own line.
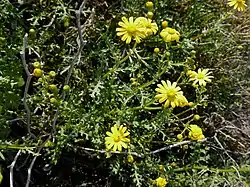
left=0, top=0, right=249, bottom=186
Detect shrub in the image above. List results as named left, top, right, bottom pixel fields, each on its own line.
left=0, top=0, right=249, bottom=186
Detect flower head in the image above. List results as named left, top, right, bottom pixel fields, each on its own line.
left=116, top=17, right=146, bottom=44
left=137, top=17, right=158, bottom=36
left=160, top=27, right=180, bottom=42
left=189, top=68, right=213, bottom=86
left=155, top=80, right=188, bottom=108
left=155, top=177, right=167, bottom=187
left=188, top=125, right=205, bottom=140
left=228, top=0, right=247, bottom=11
left=105, top=124, right=130, bottom=152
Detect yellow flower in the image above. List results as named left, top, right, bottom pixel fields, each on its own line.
left=160, top=27, right=180, bottom=42
left=228, top=0, right=247, bottom=11
left=137, top=17, right=158, bottom=36
left=105, top=124, right=130, bottom=152
left=188, top=125, right=205, bottom=140
left=116, top=17, right=146, bottom=44
left=155, top=80, right=188, bottom=108
left=189, top=68, right=213, bottom=86
left=155, top=177, right=167, bottom=187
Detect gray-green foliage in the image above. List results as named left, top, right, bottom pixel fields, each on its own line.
left=0, top=0, right=249, bottom=186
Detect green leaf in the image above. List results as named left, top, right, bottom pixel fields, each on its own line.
left=0, top=152, right=5, bottom=160
left=0, top=169, right=2, bottom=185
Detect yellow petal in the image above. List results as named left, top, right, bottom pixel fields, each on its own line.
left=113, top=144, right=118, bottom=152
left=117, top=144, right=122, bottom=151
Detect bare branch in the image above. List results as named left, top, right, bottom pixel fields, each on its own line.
left=214, top=134, right=239, bottom=166
left=52, top=0, right=89, bottom=133
left=20, top=33, right=36, bottom=138
left=68, top=145, right=144, bottom=158
left=25, top=147, right=42, bottom=187
left=68, top=139, right=208, bottom=158
left=21, top=34, right=29, bottom=76
left=149, top=138, right=207, bottom=155
left=9, top=150, right=22, bottom=187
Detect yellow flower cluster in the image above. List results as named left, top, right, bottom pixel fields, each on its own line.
left=228, top=0, right=247, bottom=11
left=105, top=124, right=130, bottom=152
left=188, top=125, right=205, bottom=140
left=155, top=177, right=167, bottom=187
left=155, top=80, right=188, bottom=108
left=116, top=2, right=181, bottom=44
left=116, top=16, right=158, bottom=44
left=187, top=68, right=213, bottom=87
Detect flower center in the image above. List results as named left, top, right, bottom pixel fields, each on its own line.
left=167, top=89, right=177, bottom=98
left=168, top=29, right=176, bottom=34
left=114, top=136, right=121, bottom=142
left=237, top=0, right=243, bottom=3
left=127, top=24, right=137, bottom=34
left=197, top=73, right=205, bottom=79
left=145, top=22, right=152, bottom=29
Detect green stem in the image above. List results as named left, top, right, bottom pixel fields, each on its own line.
left=173, top=166, right=250, bottom=173
left=176, top=72, right=184, bottom=83
left=0, top=145, right=35, bottom=150
left=103, top=43, right=137, bottom=79
left=176, top=107, right=193, bottom=117
left=138, top=64, right=168, bottom=90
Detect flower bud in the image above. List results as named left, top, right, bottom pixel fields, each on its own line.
left=145, top=1, right=153, bottom=8
left=177, top=134, right=183, bottom=140
left=33, top=61, right=41, bottom=69
left=162, top=21, right=168, bottom=28
left=33, top=68, right=43, bottom=77
left=147, top=12, right=154, bottom=19
left=49, top=84, right=58, bottom=93
left=49, top=71, right=56, bottom=78
left=193, top=114, right=200, bottom=121
left=127, top=155, right=134, bottom=163
left=50, top=97, right=57, bottom=104
left=154, top=47, right=160, bottom=54
left=63, top=85, right=70, bottom=92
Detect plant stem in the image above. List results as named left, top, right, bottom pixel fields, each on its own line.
left=173, top=166, right=250, bottom=173
left=103, top=42, right=137, bottom=78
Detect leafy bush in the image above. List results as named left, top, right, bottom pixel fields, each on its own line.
left=0, top=0, right=249, bottom=186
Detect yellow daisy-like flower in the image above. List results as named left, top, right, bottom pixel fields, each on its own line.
left=105, top=124, right=130, bottom=152
left=160, top=27, right=180, bottom=42
left=188, top=125, right=205, bottom=140
left=116, top=17, right=146, bottom=44
left=155, top=80, right=188, bottom=108
left=189, top=68, right=213, bottom=86
left=136, top=17, right=158, bottom=37
left=228, top=0, right=247, bottom=11
left=155, top=177, right=167, bottom=187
